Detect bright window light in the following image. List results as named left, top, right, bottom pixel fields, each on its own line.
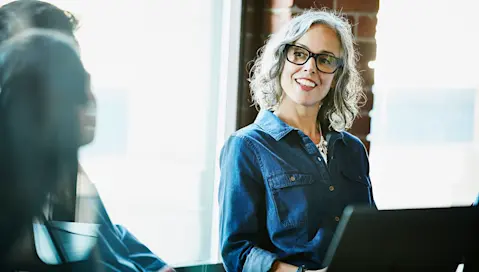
left=27, top=0, right=240, bottom=267
left=370, top=0, right=479, bottom=210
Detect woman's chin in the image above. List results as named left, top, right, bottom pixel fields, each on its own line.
left=292, top=98, right=322, bottom=109
left=80, top=129, right=95, bottom=146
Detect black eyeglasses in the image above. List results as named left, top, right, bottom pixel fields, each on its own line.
left=284, top=44, right=343, bottom=74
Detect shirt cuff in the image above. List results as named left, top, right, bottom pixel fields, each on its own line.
left=243, top=247, right=278, bottom=272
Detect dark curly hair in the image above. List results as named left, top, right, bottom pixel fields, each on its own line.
left=0, top=0, right=78, bottom=43
left=0, top=29, right=87, bottom=260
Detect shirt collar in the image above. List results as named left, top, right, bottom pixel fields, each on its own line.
left=254, top=110, right=346, bottom=144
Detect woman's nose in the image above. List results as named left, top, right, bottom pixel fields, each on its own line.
left=303, top=57, right=317, bottom=73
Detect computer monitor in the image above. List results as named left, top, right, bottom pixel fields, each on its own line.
left=323, top=205, right=479, bottom=272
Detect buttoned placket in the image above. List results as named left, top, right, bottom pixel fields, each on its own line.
left=298, top=131, right=344, bottom=224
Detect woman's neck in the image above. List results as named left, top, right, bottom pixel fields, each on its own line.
left=274, top=103, right=322, bottom=143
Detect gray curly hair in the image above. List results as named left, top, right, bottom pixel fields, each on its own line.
left=249, top=9, right=364, bottom=132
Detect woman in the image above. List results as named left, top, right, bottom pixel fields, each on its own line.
left=0, top=2, right=175, bottom=271
left=0, top=28, right=89, bottom=270
left=0, top=29, right=172, bottom=272
left=219, top=10, right=376, bottom=272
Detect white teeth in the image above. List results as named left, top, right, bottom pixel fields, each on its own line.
left=296, top=79, right=317, bottom=87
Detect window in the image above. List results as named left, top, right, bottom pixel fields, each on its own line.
left=370, top=0, right=479, bottom=209
left=33, top=0, right=241, bottom=266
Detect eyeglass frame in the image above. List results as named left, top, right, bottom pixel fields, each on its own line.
left=283, top=44, right=343, bottom=74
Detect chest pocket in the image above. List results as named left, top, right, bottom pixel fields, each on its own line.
left=268, top=173, right=314, bottom=228
left=340, top=167, right=372, bottom=205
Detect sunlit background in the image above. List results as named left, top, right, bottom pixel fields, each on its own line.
left=27, top=0, right=235, bottom=266
left=370, top=0, right=479, bottom=209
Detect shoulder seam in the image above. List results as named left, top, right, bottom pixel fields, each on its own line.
left=232, top=133, right=265, bottom=180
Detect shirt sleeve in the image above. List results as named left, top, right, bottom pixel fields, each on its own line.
left=115, top=224, right=174, bottom=271
left=218, top=135, right=278, bottom=272
left=91, top=185, right=174, bottom=271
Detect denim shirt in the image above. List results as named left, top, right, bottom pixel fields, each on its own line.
left=91, top=195, right=174, bottom=272
left=69, top=170, right=173, bottom=271
left=218, top=110, right=376, bottom=272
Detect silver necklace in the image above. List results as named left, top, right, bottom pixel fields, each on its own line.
left=316, top=135, right=328, bottom=158
left=316, top=125, right=328, bottom=158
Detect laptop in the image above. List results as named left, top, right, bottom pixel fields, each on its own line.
left=323, top=205, right=479, bottom=272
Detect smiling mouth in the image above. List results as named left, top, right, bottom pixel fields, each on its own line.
left=295, top=78, right=317, bottom=88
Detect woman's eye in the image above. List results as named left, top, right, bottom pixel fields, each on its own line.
left=319, top=56, right=333, bottom=65
left=294, top=52, right=306, bottom=57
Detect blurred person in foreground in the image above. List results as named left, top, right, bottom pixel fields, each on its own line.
left=0, top=1, right=174, bottom=271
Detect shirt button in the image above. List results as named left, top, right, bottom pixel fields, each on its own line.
left=329, top=185, right=335, bottom=191
left=317, top=157, right=321, bottom=162
left=335, top=216, right=340, bottom=222
left=290, top=176, right=296, bottom=182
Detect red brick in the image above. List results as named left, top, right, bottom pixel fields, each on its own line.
left=242, top=35, right=262, bottom=72
left=267, top=0, right=294, bottom=8
left=244, top=10, right=257, bottom=35
left=238, top=103, right=259, bottom=129
left=361, top=88, right=374, bottom=112
left=263, top=10, right=292, bottom=34
left=236, top=80, right=255, bottom=129
left=242, top=34, right=261, bottom=61
left=350, top=115, right=371, bottom=136
left=294, top=0, right=334, bottom=10
left=245, top=0, right=256, bottom=9
left=346, top=15, right=356, bottom=27
left=242, top=59, right=252, bottom=79
left=356, top=42, right=376, bottom=86
left=241, top=85, right=253, bottom=105
left=361, top=67, right=375, bottom=86
left=356, top=42, right=376, bottom=66
left=357, top=16, right=377, bottom=38
left=346, top=15, right=356, bottom=35
left=336, top=0, right=379, bottom=12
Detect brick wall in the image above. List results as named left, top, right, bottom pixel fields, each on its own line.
left=236, top=0, right=379, bottom=151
